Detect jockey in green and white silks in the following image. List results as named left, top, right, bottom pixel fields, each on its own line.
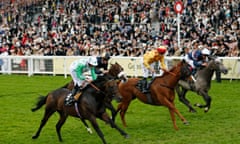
left=65, top=57, right=98, bottom=106
left=70, top=57, right=98, bottom=88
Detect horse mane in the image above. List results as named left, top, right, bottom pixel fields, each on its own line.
left=84, top=74, right=113, bottom=90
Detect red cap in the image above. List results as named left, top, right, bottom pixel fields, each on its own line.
left=157, top=46, right=167, bottom=54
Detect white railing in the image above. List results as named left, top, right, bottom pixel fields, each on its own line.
left=0, top=56, right=240, bottom=80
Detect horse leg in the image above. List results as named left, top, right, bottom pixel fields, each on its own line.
left=195, top=91, right=211, bottom=113
left=100, top=112, right=129, bottom=138
left=104, top=101, right=117, bottom=122
left=32, top=108, right=55, bottom=139
left=116, top=101, right=131, bottom=127
left=80, top=119, right=92, bottom=134
left=162, top=99, right=188, bottom=130
left=88, top=116, right=107, bottom=144
left=56, top=111, right=68, bottom=142
left=176, top=86, right=197, bottom=113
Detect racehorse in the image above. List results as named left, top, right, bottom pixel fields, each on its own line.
left=116, top=60, right=192, bottom=130
left=31, top=75, right=128, bottom=144
left=61, top=62, right=126, bottom=122
left=176, top=57, right=228, bottom=113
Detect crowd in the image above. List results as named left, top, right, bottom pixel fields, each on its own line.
left=0, top=0, right=239, bottom=58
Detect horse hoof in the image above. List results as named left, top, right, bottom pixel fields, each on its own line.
left=183, top=121, right=190, bottom=125
left=204, top=107, right=209, bottom=113
left=124, top=134, right=130, bottom=139
left=194, top=103, right=202, bottom=108
left=32, top=135, right=37, bottom=139
left=189, top=109, right=197, bottom=113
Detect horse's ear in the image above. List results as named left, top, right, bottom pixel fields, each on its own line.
left=116, top=79, right=121, bottom=85
left=182, top=59, right=186, bottom=63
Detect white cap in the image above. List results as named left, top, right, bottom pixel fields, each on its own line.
left=87, top=57, right=98, bottom=66
left=201, top=48, right=210, bottom=55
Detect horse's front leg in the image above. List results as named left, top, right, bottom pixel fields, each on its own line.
left=104, top=101, right=117, bottom=122
left=195, top=90, right=211, bottom=112
left=88, top=116, right=107, bottom=144
left=176, top=84, right=197, bottom=113
left=100, top=112, right=129, bottom=138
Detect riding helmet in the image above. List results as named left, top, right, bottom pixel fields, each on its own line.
left=201, top=48, right=210, bottom=55
left=157, top=46, right=167, bottom=54
left=88, top=57, right=98, bottom=66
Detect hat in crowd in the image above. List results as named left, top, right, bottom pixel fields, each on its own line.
left=191, top=39, right=199, bottom=46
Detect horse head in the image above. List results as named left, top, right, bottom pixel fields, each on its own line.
left=208, top=57, right=228, bottom=74
left=93, top=75, right=122, bottom=102
left=108, top=62, right=128, bottom=82
left=104, top=79, right=122, bottom=102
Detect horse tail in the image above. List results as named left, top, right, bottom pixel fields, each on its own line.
left=31, top=95, right=47, bottom=112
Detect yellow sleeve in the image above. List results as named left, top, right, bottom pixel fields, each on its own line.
left=159, top=56, right=167, bottom=69
left=143, top=51, right=155, bottom=69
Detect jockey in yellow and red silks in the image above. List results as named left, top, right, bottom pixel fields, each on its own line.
left=141, top=46, right=167, bottom=93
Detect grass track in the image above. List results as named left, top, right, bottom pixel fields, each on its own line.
left=0, top=75, right=240, bottom=144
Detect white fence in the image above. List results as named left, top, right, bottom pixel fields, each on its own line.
left=0, top=56, right=240, bottom=80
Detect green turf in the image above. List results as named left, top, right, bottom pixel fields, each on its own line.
left=0, top=75, right=239, bottom=144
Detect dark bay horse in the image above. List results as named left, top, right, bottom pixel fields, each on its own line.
left=31, top=75, right=128, bottom=144
left=61, top=62, right=126, bottom=122
left=176, top=57, right=228, bottom=113
left=116, top=60, right=192, bottom=130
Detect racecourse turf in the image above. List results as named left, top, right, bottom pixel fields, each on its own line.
left=0, top=74, right=239, bottom=144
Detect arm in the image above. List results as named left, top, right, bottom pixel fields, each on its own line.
left=90, top=67, right=97, bottom=80
left=159, top=56, right=167, bottom=70
left=75, top=64, right=86, bottom=80
left=193, top=60, right=204, bottom=68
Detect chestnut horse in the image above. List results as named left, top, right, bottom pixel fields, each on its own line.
left=31, top=75, right=128, bottom=144
left=116, top=60, right=192, bottom=130
left=176, top=57, right=228, bottom=113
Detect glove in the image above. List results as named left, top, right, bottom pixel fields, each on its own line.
left=85, top=76, right=93, bottom=83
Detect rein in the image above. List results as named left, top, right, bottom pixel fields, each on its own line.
left=165, top=70, right=176, bottom=77
left=89, top=82, right=100, bottom=91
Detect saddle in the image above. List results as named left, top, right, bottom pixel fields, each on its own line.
left=74, top=92, right=82, bottom=101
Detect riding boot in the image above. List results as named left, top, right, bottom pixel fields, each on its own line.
left=65, top=85, right=79, bottom=106
left=142, top=78, right=148, bottom=93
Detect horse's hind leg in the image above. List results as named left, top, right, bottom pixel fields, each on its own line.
left=176, top=87, right=197, bottom=113
left=32, top=108, right=55, bottom=139
left=56, top=111, right=68, bottom=142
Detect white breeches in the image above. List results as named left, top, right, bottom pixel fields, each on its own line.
left=70, top=67, right=92, bottom=88
left=184, top=55, right=195, bottom=69
left=141, top=60, right=164, bottom=78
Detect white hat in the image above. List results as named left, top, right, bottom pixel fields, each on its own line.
left=201, top=48, right=210, bottom=55
left=87, top=57, right=98, bottom=66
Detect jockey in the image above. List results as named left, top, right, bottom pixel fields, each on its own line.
left=65, top=57, right=98, bottom=106
left=95, top=53, right=110, bottom=75
left=141, top=46, right=167, bottom=93
left=184, top=47, right=210, bottom=81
